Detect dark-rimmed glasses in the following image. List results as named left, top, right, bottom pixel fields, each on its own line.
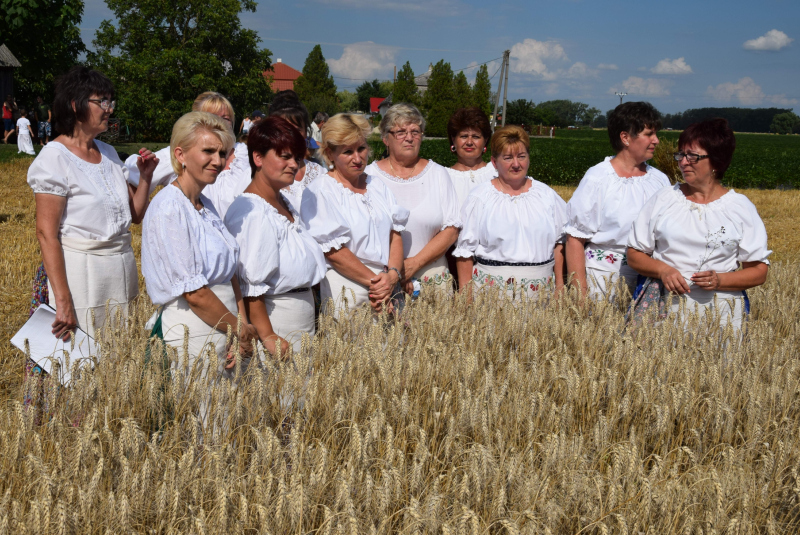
left=673, top=151, right=710, bottom=164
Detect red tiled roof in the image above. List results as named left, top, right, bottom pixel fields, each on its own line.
left=263, top=62, right=303, bottom=92
left=271, top=80, right=296, bottom=91
left=370, top=97, right=386, bottom=113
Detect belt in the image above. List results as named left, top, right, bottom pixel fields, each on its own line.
left=286, top=287, right=310, bottom=294
left=475, top=256, right=554, bottom=267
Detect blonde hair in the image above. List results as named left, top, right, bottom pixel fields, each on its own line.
left=490, top=125, right=530, bottom=158
left=379, top=103, right=425, bottom=138
left=319, top=113, right=372, bottom=167
left=192, top=91, right=235, bottom=124
left=170, top=111, right=235, bottom=175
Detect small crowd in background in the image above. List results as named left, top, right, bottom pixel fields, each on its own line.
left=21, top=65, right=771, bottom=416
left=4, top=94, right=53, bottom=154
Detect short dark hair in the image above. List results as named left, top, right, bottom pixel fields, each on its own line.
left=247, top=116, right=307, bottom=176
left=269, top=90, right=301, bottom=113
left=447, top=107, right=492, bottom=146
left=678, top=118, right=736, bottom=181
left=269, top=104, right=311, bottom=138
left=19, top=108, right=27, bottom=116
left=607, top=101, right=662, bottom=152
left=52, top=66, right=114, bottom=136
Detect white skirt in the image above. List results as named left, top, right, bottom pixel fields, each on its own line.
left=264, top=289, right=315, bottom=352
left=320, top=262, right=383, bottom=319
left=584, top=243, right=635, bottom=300
left=48, top=234, right=139, bottom=337
left=17, top=133, right=34, bottom=155
left=670, top=287, right=746, bottom=332
left=412, top=256, right=453, bottom=297
left=473, top=260, right=555, bottom=300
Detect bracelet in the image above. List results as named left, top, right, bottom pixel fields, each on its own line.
left=387, top=266, right=402, bottom=280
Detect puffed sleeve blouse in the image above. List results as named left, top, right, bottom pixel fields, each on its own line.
left=564, top=156, right=670, bottom=252
left=224, top=193, right=327, bottom=296
left=142, top=185, right=239, bottom=306
left=300, top=173, right=409, bottom=267
left=282, top=159, right=326, bottom=213
left=125, top=146, right=175, bottom=194
left=27, top=140, right=132, bottom=240
left=365, top=160, right=462, bottom=258
left=453, top=179, right=568, bottom=263
left=627, top=185, right=771, bottom=281
left=446, top=162, right=498, bottom=208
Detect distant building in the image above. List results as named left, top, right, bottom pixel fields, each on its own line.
left=370, top=96, right=387, bottom=114
left=263, top=59, right=302, bottom=92
left=415, top=64, right=433, bottom=94
left=0, top=44, right=21, bottom=99
left=378, top=94, right=393, bottom=117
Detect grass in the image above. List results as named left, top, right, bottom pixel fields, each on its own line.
left=2, top=155, right=800, bottom=533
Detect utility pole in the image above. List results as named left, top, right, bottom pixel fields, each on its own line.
left=491, top=50, right=510, bottom=132
left=393, top=65, right=396, bottom=83
left=615, top=92, right=627, bottom=105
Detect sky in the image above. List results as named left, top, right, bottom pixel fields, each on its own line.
left=79, top=0, right=800, bottom=115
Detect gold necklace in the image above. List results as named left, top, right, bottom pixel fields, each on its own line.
left=388, top=158, right=417, bottom=179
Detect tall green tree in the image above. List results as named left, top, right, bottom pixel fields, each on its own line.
left=472, top=64, right=492, bottom=117
left=294, top=44, right=338, bottom=116
left=337, top=90, right=358, bottom=112
left=356, top=79, right=383, bottom=113
left=423, top=60, right=456, bottom=137
left=453, top=71, right=472, bottom=110
left=770, top=112, right=800, bottom=134
left=89, top=0, right=272, bottom=141
left=505, top=99, right=537, bottom=126
left=392, top=61, right=419, bottom=107
left=0, top=0, right=85, bottom=105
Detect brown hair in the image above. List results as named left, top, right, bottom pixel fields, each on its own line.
left=490, top=125, right=530, bottom=158
left=447, top=107, right=492, bottom=146
left=678, top=118, right=736, bottom=181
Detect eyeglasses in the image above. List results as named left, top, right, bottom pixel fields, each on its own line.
left=388, top=129, right=423, bottom=140
left=673, top=151, right=710, bottom=164
left=88, top=99, right=116, bottom=111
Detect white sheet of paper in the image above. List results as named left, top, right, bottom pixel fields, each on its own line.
left=10, top=304, right=94, bottom=385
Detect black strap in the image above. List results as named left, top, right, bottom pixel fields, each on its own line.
left=474, top=256, right=554, bottom=267
left=285, top=287, right=311, bottom=294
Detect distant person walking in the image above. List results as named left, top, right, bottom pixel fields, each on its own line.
left=36, top=96, right=52, bottom=145
left=16, top=108, right=35, bottom=155
left=3, top=94, right=17, bottom=144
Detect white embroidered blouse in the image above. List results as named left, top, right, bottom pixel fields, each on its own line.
left=224, top=193, right=327, bottom=297
left=627, top=185, right=771, bottom=282
left=282, top=159, right=326, bottom=213
left=27, top=140, right=132, bottom=240
left=300, top=173, right=409, bottom=267
left=453, top=179, right=568, bottom=264
left=564, top=157, right=670, bottom=265
left=446, top=161, right=498, bottom=208
left=142, top=185, right=239, bottom=305
left=365, top=160, right=462, bottom=258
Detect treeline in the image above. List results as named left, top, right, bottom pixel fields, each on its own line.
left=661, top=108, right=794, bottom=133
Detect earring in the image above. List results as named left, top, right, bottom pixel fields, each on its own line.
left=482, top=147, right=487, bottom=153
left=450, top=145, right=456, bottom=153
left=328, top=162, right=334, bottom=170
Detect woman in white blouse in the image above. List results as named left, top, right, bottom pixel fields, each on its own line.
left=142, top=111, right=257, bottom=375
left=28, top=66, right=157, bottom=338
left=268, top=95, right=327, bottom=213
left=627, top=118, right=770, bottom=330
left=365, top=103, right=461, bottom=297
left=564, top=101, right=670, bottom=300
left=446, top=107, right=497, bottom=207
left=126, top=92, right=251, bottom=219
left=454, top=125, right=568, bottom=299
left=224, top=117, right=327, bottom=354
left=301, top=113, right=408, bottom=318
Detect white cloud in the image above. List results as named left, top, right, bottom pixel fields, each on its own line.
left=651, top=57, right=693, bottom=75
left=743, top=29, right=793, bottom=51
left=706, top=77, right=798, bottom=106
left=597, top=63, right=618, bottom=70
left=564, top=62, right=598, bottom=79
left=509, top=39, right=569, bottom=81
left=610, top=76, right=673, bottom=97
left=327, top=42, right=397, bottom=80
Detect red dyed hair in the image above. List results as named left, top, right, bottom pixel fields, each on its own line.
left=247, top=116, right=306, bottom=176
left=678, top=118, right=736, bottom=180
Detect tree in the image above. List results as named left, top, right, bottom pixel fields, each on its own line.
left=582, top=107, right=601, bottom=126
left=294, top=44, right=338, bottom=117
left=592, top=114, right=608, bottom=128
left=89, top=0, right=272, bottom=141
left=392, top=61, right=419, bottom=107
left=535, top=100, right=589, bottom=128
left=532, top=106, right=559, bottom=127
left=453, top=71, right=472, bottom=110
left=472, top=64, right=492, bottom=117
left=0, top=0, right=85, bottom=105
left=505, top=99, right=537, bottom=126
left=356, top=79, right=383, bottom=114
left=337, top=90, right=358, bottom=112
left=423, top=60, right=456, bottom=136
left=769, top=112, right=800, bottom=134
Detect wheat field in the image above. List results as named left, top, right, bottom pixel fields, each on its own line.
left=1, top=158, right=800, bottom=534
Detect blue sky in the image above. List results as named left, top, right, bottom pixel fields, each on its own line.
left=80, top=0, right=799, bottom=114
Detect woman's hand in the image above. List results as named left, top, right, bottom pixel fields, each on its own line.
left=659, top=265, right=691, bottom=294
left=403, top=256, right=420, bottom=281
left=136, top=148, right=159, bottom=183
left=691, top=270, right=720, bottom=290
left=369, top=270, right=399, bottom=303
left=51, top=300, right=78, bottom=341
left=263, top=334, right=291, bottom=361
left=224, top=322, right=258, bottom=369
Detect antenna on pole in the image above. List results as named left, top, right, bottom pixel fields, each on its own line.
left=491, top=50, right=511, bottom=132
left=615, top=92, right=627, bottom=105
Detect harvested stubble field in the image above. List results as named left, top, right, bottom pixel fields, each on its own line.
left=1, top=156, right=800, bottom=534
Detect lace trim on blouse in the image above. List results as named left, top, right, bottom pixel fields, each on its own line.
left=371, top=159, right=434, bottom=183
left=602, top=156, right=659, bottom=183
left=239, top=192, right=301, bottom=230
